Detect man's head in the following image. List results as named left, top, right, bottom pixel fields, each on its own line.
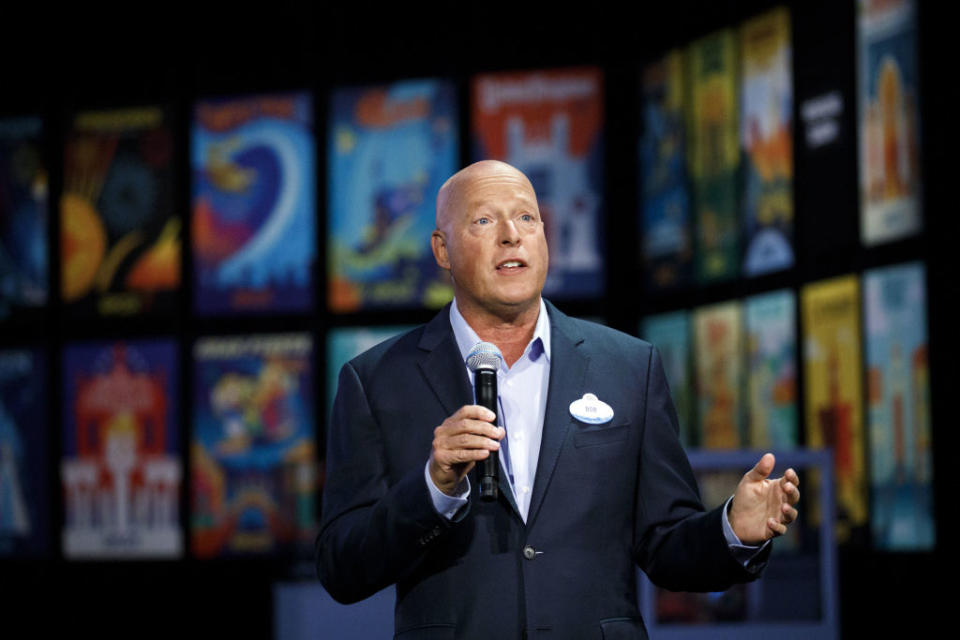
left=431, top=160, right=549, bottom=322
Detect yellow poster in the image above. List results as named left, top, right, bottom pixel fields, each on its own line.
left=802, top=275, right=867, bottom=542
left=693, top=301, right=742, bottom=449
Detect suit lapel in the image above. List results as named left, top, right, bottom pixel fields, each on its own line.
left=416, top=305, right=523, bottom=520
left=526, top=301, right=588, bottom=529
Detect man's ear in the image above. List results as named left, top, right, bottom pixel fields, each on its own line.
left=431, top=230, right=450, bottom=270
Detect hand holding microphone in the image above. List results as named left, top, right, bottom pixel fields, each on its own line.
left=427, top=342, right=504, bottom=499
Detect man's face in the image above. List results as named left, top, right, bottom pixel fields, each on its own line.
left=432, top=165, right=549, bottom=319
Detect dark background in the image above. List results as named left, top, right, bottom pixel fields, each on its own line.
left=2, top=1, right=954, bottom=636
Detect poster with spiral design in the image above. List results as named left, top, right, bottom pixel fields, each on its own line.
left=192, top=93, right=316, bottom=314
left=60, top=107, right=180, bottom=316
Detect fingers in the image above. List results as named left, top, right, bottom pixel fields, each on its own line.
left=744, top=452, right=775, bottom=482
left=767, top=517, right=788, bottom=536
left=431, top=405, right=505, bottom=469
left=779, top=472, right=801, bottom=505
left=781, top=502, right=798, bottom=524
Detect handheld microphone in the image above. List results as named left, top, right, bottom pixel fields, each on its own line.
left=467, top=342, right=502, bottom=501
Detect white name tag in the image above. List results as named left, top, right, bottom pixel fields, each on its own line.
left=569, top=393, right=614, bottom=424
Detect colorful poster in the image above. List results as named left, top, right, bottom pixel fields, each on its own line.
left=802, top=275, right=866, bottom=543
left=745, top=289, right=797, bottom=449
left=864, top=262, right=933, bottom=549
left=693, top=302, right=743, bottom=449
left=688, top=31, right=740, bottom=283
left=327, top=326, right=412, bottom=421
left=0, top=348, right=48, bottom=556
left=61, top=107, right=180, bottom=316
left=641, top=311, right=694, bottom=447
left=472, top=67, right=605, bottom=298
left=192, top=93, right=315, bottom=314
left=192, top=334, right=315, bottom=557
left=858, top=0, right=922, bottom=245
left=639, top=51, right=692, bottom=290
left=741, top=7, right=795, bottom=276
left=328, top=80, right=458, bottom=312
left=62, top=340, right=181, bottom=558
left=0, top=117, right=48, bottom=320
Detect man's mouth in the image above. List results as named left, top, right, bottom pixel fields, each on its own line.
left=497, top=260, right=526, bottom=270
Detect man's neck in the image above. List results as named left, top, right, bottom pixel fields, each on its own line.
left=456, top=298, right=541, bottom=368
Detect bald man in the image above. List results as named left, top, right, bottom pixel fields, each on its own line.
left=318, top=161, right=799, bottom=639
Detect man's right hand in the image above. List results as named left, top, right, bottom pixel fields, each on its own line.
left=428, top=405, right=504, bottom=496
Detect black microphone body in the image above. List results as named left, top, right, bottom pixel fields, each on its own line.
left=473, top=367, right=499, bottom=500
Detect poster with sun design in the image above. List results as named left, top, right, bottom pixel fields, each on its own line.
left=191, top=334, right=316, bottom=558
left=192, top=93, right=316, bottom=314
left=61, top=339, right=181, bottom=558
left=60, top=107, right=180, bottom=316
left=328, top=79, right=458, bottom=312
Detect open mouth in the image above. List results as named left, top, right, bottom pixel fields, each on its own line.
left=496, top=260, right=526, bottom=271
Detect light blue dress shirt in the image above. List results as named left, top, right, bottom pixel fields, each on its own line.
left=424, top=298, right=766, bottom=563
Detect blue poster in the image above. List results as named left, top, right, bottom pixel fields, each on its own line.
left=0, top=348, right=47, bottom=556
left=192, top=93, right=316, bottom=314
left=864, top=261, right=933, bottom=549
left=192, top=334, right=316, bottom=557
left=641, top=311, right=694, bottom=448
left=745, top=289, right=797, bottom=449
left=0, top=117, right=47, bottom=320
left=326, top=326, right=412, bottom=420
left=328, top=79, right=458, bottom=312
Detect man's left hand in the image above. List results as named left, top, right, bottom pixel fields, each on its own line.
left=729, top=453, right=800, bottom=545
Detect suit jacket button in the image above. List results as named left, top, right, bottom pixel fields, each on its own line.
left=522, top=545, right=536, bottom=560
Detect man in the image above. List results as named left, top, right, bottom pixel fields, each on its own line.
left=318, top=160, right=800, bottom=639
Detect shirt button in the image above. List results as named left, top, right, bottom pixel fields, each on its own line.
left=506, top=379, right=514, bottom=387
left=523, top=545, right=536, bottom=560
left=521, top=486, right=530, bottom=494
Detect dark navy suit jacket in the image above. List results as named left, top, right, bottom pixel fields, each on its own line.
left=317, top=301, right=766, bottom=639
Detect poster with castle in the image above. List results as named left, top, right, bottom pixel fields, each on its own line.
left=472, top=67, right=605, bottom=298
left=61, top=340, right=181, bottom=558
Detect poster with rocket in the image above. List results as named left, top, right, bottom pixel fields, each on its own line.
left=802, top=275, right=867, bottom=543
left=61, top=340, right=181, bottom=558
left=864, top=262, right=933, bottom=550
left=745, top=289, right=797, bottom=449
left=192, top=93, right=316, bottom=314
left=858, top=0, right=923, bottom=245
left=0, top=348, right=48, bottom=556
left=741, top=7, right=794, bottom=276
left=328, top=79, right=458, bottom=312
left=192, top=334, right=315, bottom=558
left=639, top=51, right=693, bottom=290
left=472, top=67, right=605, bottom=298
left=693, top=301, right=743, bottom=449
left=688, top=30, right=740, bottom=283
left=641, top=311, right=694, bottom=448
left=0, top=117, right=47, bottom=321
left=61, top=107, right=180, bottom=316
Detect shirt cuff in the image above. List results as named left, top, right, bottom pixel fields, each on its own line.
left=424, top=460, right=470, bottom=520
left=722, top=495, right=771, bottom=567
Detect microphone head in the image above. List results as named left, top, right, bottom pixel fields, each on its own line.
left=466, top=342, right=503, bottom=373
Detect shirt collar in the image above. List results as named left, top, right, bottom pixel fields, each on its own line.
left=449, top=297, right=551, bottom=370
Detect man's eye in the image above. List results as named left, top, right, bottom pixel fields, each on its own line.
left=476, top=218, right=491, bottom=225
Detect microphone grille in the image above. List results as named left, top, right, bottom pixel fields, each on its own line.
left=466, top=342, right=503, bottom=372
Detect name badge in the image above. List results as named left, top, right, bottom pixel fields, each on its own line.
left=569, top=393, right=614, bottom=424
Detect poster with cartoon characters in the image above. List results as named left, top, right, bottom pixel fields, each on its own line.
left=328, top=79, right=458, bottom=312
left=191, top=334, right=315, bottom=557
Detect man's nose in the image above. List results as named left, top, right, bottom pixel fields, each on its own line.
left=499, top=219, right=521, bottom=245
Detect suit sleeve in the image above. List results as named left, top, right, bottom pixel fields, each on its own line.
left=632, top=346, right=768, bottom=591
left=316, top=361, right=466, bottom=604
